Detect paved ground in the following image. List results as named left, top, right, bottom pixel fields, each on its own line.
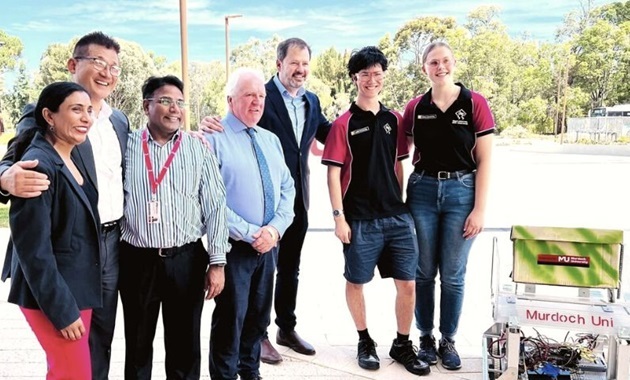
left=1, top=141, right=630, bottom=379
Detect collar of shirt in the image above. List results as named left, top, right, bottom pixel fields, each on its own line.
left=224, top=112, right=257, bottom=134
left=94, top=100, right=113, bottom=122
left=273, top=74, right=305, bottom=98
left=349, top=101, right=389, bottom=115
left=145, top=126, right=182, bottom=144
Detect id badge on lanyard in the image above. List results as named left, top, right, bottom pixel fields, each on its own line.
left=141, top=129, right=182, bottom=224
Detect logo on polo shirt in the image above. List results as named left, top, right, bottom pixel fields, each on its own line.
left=418, top=114, right=437, bottom=119
left=452, top=109, right=468, bottom=125
left=351, top=126, right=370, bottom=136
left=383, top=123, right=392, bottom=134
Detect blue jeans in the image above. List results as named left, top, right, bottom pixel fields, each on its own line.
left=406, top=171, right=476, bottom=339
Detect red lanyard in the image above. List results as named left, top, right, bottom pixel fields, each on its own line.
left=141, top=129, right=182, bottom=198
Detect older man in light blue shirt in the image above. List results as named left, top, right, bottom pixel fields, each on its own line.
left=205, top=67, right=295, bottom=380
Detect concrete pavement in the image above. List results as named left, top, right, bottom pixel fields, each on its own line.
left=0, top=226, right=494, bottom=379
left=3, top=142, right=630, bottom=379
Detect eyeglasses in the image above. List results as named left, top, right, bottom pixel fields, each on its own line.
left=357, top=71, right=384, bottom=81
left=145, top=97, right=188, bottom=109
left=74, top=56, right=122, bottom=77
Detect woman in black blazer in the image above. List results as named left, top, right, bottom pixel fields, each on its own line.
left=5, top=82, right=101, bottom=380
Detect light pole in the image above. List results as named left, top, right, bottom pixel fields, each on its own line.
left=224, top=14, right=242, bottom=79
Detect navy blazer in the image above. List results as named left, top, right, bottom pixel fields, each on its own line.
left=6, top=133, right=103, bottom=330
left=260, top=77, right=331, bottom=211
left=1, top=102, right=129, bottom=281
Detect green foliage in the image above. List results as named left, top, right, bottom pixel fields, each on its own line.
left=394, top=16, right=458, bottom=65
left=0, top=30, right=23, bottom=72
left=571, top=19, right=629, bottom=108
left=231, top=35, right=281, bottom=78
left=0, top=202, right=8, bottom=228
left=36, top=42, right=73, bottom=87
left=517, top=96, right=552, bottom=133
left=312, top=47, right=352, bottom=98
left=108, top=39, right=162, bottom=129
left=3, top=2, right=629, bottom=139
left=4, top=63, right=36, bottom=126
left=165, top=60, right=228, bottom=128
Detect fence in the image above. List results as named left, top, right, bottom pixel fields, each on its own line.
left=566, top=117, right=630, bottom=142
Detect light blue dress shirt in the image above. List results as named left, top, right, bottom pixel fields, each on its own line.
left=205, top=112, right=296, bottom=243
left=273, top=74, right=306, bottom=145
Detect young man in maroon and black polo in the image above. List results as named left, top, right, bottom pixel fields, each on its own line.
left=322, top=46, right=429, bottom=376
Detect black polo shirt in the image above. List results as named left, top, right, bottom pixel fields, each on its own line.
left=322, top=102, right=409, bottom=220
left=402, top=83, right=495, bottom=173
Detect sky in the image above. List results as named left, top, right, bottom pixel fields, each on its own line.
left=0, top=0, right=616, bottom=76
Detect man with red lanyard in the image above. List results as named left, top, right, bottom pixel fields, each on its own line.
left=118, top=75, right=230, bottom=379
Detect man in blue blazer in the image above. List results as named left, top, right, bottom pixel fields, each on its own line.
left=0, top=31, right=130, bottom=380
left=202, top=37, right=331, bottom=363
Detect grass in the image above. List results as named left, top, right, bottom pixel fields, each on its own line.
left=0, top=131, right=15, bottom=146
left=0, top=202, right=8, bottom=228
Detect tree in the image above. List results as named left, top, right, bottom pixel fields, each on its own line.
left=0, top=30, right=23, bottom=72
left=394, top=16, right=458, bottom=66
left=36, top=42, right=73, bottom=87
left=231, top=35, right=281, bottom=79
left=571, top=19, right=629, bottom=108
left=596, top=1, right=630, bottom=25
left=164, top=60, right=227, bottom=128
left=312, top=47, right=352, bottom=97
left=108, top=39, right=161, bottom=128
left=4, top=63, right=35, bottom=126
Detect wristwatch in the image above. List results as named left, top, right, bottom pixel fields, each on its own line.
left=211, top=263, right=226, bottom=267
left=332, top=209, right=344, bottom=218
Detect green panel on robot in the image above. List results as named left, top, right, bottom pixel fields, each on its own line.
left=510, top=225, right=623, bottom=288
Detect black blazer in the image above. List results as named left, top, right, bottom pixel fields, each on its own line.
left=6, top=133, right=102, bottom=330
left=260, top=77, right=331, bottom=211
left=1, top=102, right=130, bottom=280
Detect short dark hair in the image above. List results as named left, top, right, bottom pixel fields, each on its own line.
left=277, top=38, right=311, bottom=62
left=347, top=46, right=388, bottom=78
left=73, top=31, right=120, bottom=57
left=142, top=75, right=184, bottom=99
left=14, top=82, right=88, bottom=160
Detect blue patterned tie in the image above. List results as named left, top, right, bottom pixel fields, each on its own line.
left=246, top=128, right=275, bottom=224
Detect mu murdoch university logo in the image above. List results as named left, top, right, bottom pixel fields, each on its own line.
left=537, top=254, right=591, bottom=267
left=453, top=109, right=468, bottom=125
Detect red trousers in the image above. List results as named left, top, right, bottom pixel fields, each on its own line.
left=21, top=307, right=92, bottom=380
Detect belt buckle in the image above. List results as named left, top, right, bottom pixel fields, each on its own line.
left=158, top=248, right=167, bottom=257
left=437, top=171, right=450, bottom=180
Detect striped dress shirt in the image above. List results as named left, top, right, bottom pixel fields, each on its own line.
left=121, top=129, right=230, bottom=265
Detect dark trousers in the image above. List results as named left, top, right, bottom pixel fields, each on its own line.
left=273, top=200, right=308, bottom=332
left=119, top=240, right=208, bottom=380
left=90, top=225, right=121, bottom=380
left=209, top=240, right=277, bottom=380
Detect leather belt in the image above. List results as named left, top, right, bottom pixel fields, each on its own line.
left=415, top=169, right=474, bottom=180
left=101, top=219, right=121, bottom=232
left=151, top=241, right=199, bottom=258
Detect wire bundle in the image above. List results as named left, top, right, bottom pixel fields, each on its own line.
left=487, top=328, right=600, bottom=374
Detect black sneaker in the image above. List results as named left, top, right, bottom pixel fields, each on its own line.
left=438, top=337, right=462, bottom=370
left=418, top=335, right=438, bottom=365
left=389, top=339, right=431, bottom=376
left=357, top=338, right=380, bottom=370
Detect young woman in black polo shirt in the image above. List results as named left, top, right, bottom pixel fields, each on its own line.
left=402, top=41, right=495, bottom=371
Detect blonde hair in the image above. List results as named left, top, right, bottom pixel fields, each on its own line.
left=421, top=41, right=454, bottom=65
